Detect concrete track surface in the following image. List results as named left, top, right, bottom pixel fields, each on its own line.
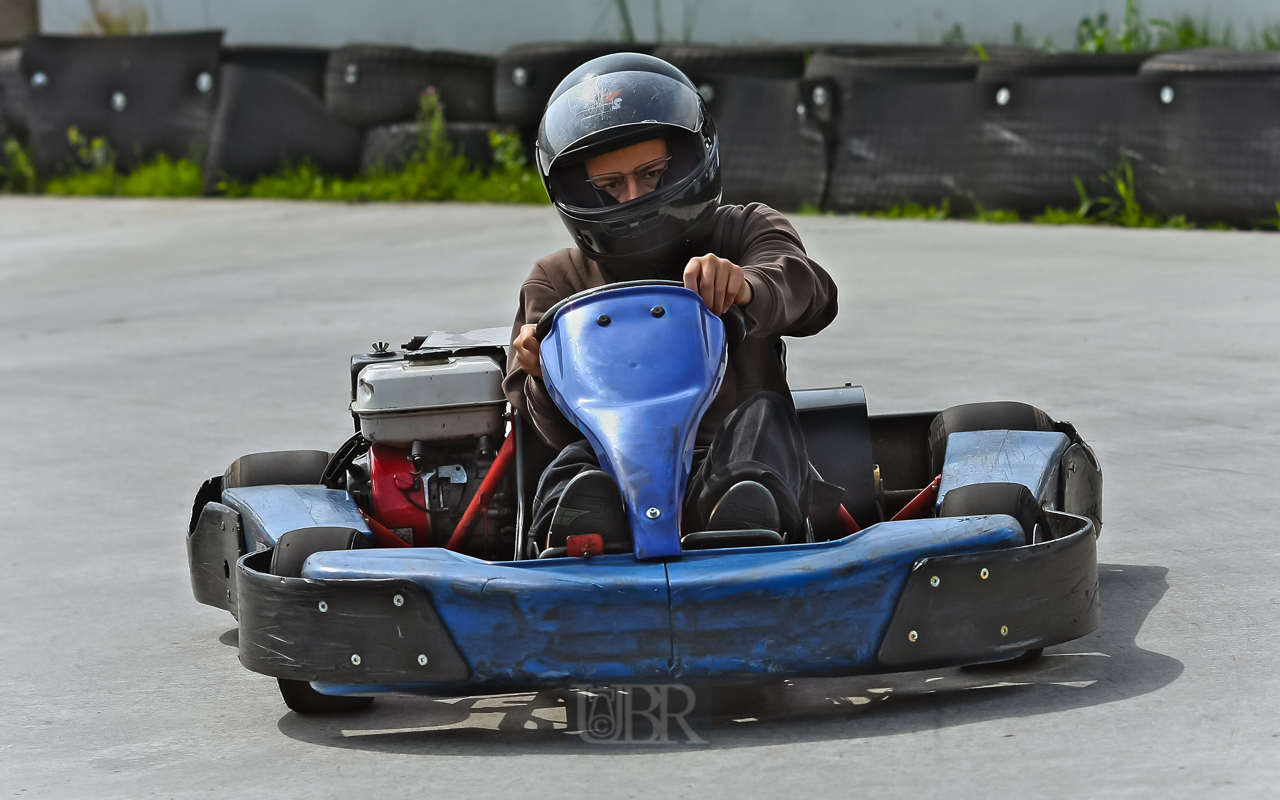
left=0, top=198, right=1276, bottom=798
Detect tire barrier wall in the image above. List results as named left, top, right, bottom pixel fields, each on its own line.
left=326, top=45, right=495, bottom=128
left=203, top=64, right=361, bottom=193
left=692, top=72, right=832, bottom=210
left=1138, top=50, right=1280, bottom=224
left=361, top=120, right=501, bottom=173
left=221, top=46, right=331, bottom=101
left=494, top=42, right=657, bottom=137
left=20, top=32, right=223, bottom=173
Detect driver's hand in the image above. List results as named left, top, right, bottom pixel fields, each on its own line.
left=683, top=254, right=753, bottom=316
left=513, top=323, right=542, bottom=378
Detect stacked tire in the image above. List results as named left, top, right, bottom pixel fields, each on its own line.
left=1137, top=49, right=1280, bottom=225
left=20, top=32, right=223, bottom=174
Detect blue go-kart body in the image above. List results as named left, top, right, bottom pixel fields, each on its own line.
left=187, top=283, right=1103, bottom=702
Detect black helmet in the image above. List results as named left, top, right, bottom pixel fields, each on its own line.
left=536, top=52, right=721, bottom=269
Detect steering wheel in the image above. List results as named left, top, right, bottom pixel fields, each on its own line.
left=534, top=279, right=747, bottom=355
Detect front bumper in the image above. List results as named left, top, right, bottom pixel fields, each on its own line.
left=233, top=512, right=1097, bottom=694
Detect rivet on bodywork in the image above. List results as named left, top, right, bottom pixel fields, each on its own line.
left=930, top=576, right=940, bottom=587
left=995, top=87, right=1011, bottom=106
left=908, top=630, right=918, bottom=642
left=980, top=568, right=990, bottom=580
left=393, top=594, right=404, bottom=607
left=811, top=85, right=829, bottom=106
left=512, top=66, right=528, bottom=87
left=646, top=507, right=661, bottom=519
left=1160, top=85, right=1174, bottom=104
left=317, top=601, right=328, bottom=612
left=351, top=654, right=362, bottom=666
left=344, top=63, right=358, bottom=85
left=597, top=314, right=611, bottom=327
left=1000, top=625, right=1009, bottom=636
left=418, top=654, right=429, bottom=666
left=111, top=91, right=127, bottom=112
left=651, top=306, right=665, bottom=317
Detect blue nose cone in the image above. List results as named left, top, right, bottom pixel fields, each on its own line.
left=539, top=285, right=728, bottom=559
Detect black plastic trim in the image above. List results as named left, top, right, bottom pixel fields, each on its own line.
left=187, top=499, right=243, bottom=615
left=236, top=550, right=470, bottom=684
left=877, top=510, right=1099, bottom=669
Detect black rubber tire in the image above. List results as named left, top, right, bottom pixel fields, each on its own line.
left=494, top=42, right=656, bottom=135
left=652, top=44, right=808, bottom=80
left=223, top=450, right=332, bottom=489
left=1139, top=48, right=1280, bottom=78
left=277, top=678, right=374, bottom=715
left=20, top=32, right=223, bottom=174
left=1135, top=52, right=1280, bottom=224
left=325, top=45, right=495, bottom=127
left=976, top=52, right=1156, bottom=82
left=928, top=402, right=1054, bottom=477
left=220, top=45, right=331, bottom=100
left=204, top=64, right=362, bottom=193
left=270, top=526, right=374, bottom=714
left=694, top=74, right=829, bottom=210
left=938, top=481, right=1046, bottom=545
left=361, top=120, right=502, bottom=172
left=1006, top=647, right=1045, bottom=665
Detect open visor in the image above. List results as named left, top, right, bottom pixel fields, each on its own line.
left=537, top=70, right=704, bottom=174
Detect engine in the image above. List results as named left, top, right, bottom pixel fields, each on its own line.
left=343, top=333, right=517, bottom=558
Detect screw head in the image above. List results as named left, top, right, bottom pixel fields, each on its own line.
left=350, top=654, right=362, bottom=666
left=317, top=601, right=328, bottom=613
left=645, top=507, right=661, bottom=519
left=1000, top=625, right=1009, bottom=637
left=1160, top=85, right=1174, bottom=105
left=30, top=71, right=47, bottom=88
left=393, top=594, right=404, bottom=607
left=908, top=630, right=918, bottom=642
left=196, top=71, right=213, bottom=93
left=811, top=84, right=829, bottom=107
left=651, top=306, right=665, bottom=317
left=795, top=103, right=806, bottom=116
left=111, top=91, right=127, bottom=112
left=929, top=576, right=940, bottom=588
left=597, top=314, right=611, bottom=327
left=511, top=66, right=528, bottom=87
left=995, top=87, right=1011, bottom=106
left=980, top=568, right=990, bottom=580
left=418, top=654, right=429, bottom=666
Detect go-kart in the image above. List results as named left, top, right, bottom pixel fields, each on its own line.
left=186, top=280, right=1103, bottom=714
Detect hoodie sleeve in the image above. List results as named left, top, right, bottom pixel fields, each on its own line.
left=730, top=204, right=839, bottom=338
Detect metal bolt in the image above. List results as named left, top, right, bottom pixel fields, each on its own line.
left=908, top=630, right=918, bottom=642
left=1000, top=625, right=1009, bottom=637
left=646, top=507, right=661, bottom=519
left=811, top=85, right=829, bottom=107
left=697, top=82, right=715, bottom=103
left=651, top=306, right=665, bottom=317
left=317, top=601, right=328, bottom=613
left=393, top=594, right=404, bottom=607
left=196, top=71, right=213, bottom=93
left=980, top=568, right=990, bottom=580
left=351, top=654, right=362, bottom=666
left=111, top=91, right=127, bottom=112
left=511, top=66, right=528, bottom=87
left=995, top=87, right=1011, bottom=106
left=344, top=63, right=359, bottom=85
left=30, top=71, right=47, bottom=88
left=1160, top=85, right=1174, bottom=105
left=795, top=103, right=806, bottom=116
left=930, top=576, right=940, bottom=588
left=418, top=654, right=429, bottom=666
left=597, top=314, right=611, bottom=327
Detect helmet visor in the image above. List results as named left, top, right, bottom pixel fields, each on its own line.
left=539, top=70, right=703, bottom=168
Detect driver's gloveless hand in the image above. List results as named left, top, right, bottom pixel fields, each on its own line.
left=683, top=254, right=753, bottom=316
left=514, top=323, right=542, bottom=378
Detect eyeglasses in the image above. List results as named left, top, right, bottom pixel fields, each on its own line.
left=585, top=156, right=673, bottom=194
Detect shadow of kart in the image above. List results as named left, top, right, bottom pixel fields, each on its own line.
left=274, top=564, right=1181, bottom=753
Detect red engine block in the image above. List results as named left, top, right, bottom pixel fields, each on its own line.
left=368, top=444, right=431, bottom=546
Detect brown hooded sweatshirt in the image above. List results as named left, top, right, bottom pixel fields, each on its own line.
left=504, top=202, right=838, bottom=450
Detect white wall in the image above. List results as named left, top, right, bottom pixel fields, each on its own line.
left=37, top=0, right=1280, bottom=54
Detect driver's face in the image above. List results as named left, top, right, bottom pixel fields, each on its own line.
left=585, top=139, right=671, bottom=203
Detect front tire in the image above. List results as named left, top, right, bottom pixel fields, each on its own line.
left=278, top=679, right=374, bottom=715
